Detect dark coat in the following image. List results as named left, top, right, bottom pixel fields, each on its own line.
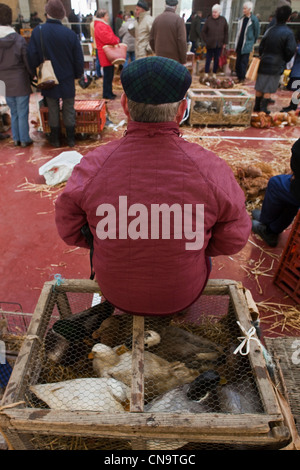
left=201, top=15, right=228, bottom=49
left=27, top=19, right=84, bottom=99
left=258, top=24, right=297, bottom=75
left=0, top=30, right=32, bottom=97
left=189, top=14, right=205, bottom=42
left=149, top=8, right=187, bottom=64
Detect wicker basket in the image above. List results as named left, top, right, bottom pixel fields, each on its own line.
left=0, top=279, right=290, bottom=450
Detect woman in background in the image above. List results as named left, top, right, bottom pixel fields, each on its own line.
left=0, top=3, right=32, bottom=147
left=254, top=5, right=296, bottom=113
left=201, top=4, right=228, bottom=77
left=94, top=9, right=120, bottom=100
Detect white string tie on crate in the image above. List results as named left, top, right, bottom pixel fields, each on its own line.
left=233, top=321, right=263, bottom=356
left=233, top=321, right=276, bottom=377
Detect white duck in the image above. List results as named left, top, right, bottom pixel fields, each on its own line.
left=30, top=377, right=130, bottom=413
left=89, top=343, right=199, bottom=399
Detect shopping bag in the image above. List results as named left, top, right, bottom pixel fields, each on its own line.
left=103, top=43, right=127, bottom=65
left=35, top=25, right=59, bottom=90
left=246, top=57, right=260, bottom=81
left=36, top=60, right=59, bottom=90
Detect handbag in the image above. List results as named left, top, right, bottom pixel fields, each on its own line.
left=246, top=57, right=260, bottom=81
left=36, top=26, right=59, bottom=90
left=78, top=73, right=92, bottom=89
left=103, top=43, right=127, bottom=65
left=218, top=49, right=227, bottom=69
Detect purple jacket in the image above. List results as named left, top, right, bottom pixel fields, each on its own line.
left=55, top=121, right=251, bottom=315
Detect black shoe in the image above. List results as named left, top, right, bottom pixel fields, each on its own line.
left=103, top=95, right=116, bottom=100
left=252, top=209, right=261, bottom=221
left=0, top=133, right=10, bottom=140
left=280, top=103, right=297, bottom=112
left=252, top=220, right=279, bottom=247
left=20, top=140, right=33, bottom=148
left=14, top=140, right=20, bottom=146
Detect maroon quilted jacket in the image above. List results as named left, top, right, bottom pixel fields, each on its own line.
left=55, top=121, right=251, bottom=315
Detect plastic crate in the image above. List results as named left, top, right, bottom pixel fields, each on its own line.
left=188, top=88, right=254, bottom=126
left=0, top=279, right=291, bottom=450
left=40, top=100, right=106, bottom=135
left=274, top=211, right=300, bottom=303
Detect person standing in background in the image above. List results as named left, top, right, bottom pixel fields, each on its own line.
left=128, top=1, right=153, bottom=59
left=235, top=2, right=260, bottom=83
left=149, top=0, right=187, bottom=64
left=189, top=11, right=205, bottom=53
left=201, top=4, right=228, bottom=77
left=94, top=9, right=120, bottom=100
left=119, top=12, right=136, bottom=67
left=27, top=0, right=84, bottom=148
left=254, top=5, right=296, bottom=113
left=0, top=3, right=33, bottom=147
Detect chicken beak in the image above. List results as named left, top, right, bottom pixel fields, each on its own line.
left=88, top=352, right=94, bottom=359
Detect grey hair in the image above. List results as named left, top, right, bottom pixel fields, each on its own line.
left=243, top=1, right=253, bottom=11
left=212, top=4, right=221, bottom=12
left=127, top=99, right=181, bottom=122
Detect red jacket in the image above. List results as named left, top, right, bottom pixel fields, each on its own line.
left=55, top=121, right=251, bottom=315
left=94, top=19, right=119, bottom=67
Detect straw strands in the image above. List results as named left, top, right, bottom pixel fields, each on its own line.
left=15, top=177, right=66, bottom=199
left=257, top=301, right=300, bottom=336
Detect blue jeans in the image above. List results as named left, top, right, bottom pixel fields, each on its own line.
left=124, top=51, right=135, bottom=68
left=259, top=174, right=300, bottom=234
left=6, top=95, right=30, bottom=143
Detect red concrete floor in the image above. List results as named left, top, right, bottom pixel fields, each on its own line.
left=0, top=76, right=299, bottom=339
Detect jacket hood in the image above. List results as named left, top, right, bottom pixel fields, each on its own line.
left=0, top=28, right=17, bottom=48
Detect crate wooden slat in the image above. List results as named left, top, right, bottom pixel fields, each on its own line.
left=0, top=279, right=291, bottom=450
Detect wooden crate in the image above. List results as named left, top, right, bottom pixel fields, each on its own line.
left=274, top=210, right=300, bottom=303
left=0, top=279, right=290, bottom=450
left=188, top=88, right=254, bottom=126
left=40, top=100, right=106, bottom=135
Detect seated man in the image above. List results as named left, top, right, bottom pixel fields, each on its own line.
left=55, top=56, right=251, bottom=315
left=252, top=138, right=300, bottom=247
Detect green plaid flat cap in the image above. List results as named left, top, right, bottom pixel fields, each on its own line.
left=120, top=56, right=192, bottom=104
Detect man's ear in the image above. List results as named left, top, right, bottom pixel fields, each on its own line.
left=175, top=99, right=188, bottom=125
left=121, top=92, right=130, bottom=120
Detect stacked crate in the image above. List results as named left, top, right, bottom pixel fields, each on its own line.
left=40, top=100, right=106, bottom=135
left=274, top=211, right=300, bottom=303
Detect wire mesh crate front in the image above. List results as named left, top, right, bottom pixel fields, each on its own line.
left=0, top=279, right=290, bottom=450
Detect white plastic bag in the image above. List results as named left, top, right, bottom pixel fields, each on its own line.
left=39, top=151, right=83, bottom=186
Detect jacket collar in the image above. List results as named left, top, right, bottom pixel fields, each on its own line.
left=46, top=18, right=63, bottom=24
left=125, top=120, right=181, bottom=136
